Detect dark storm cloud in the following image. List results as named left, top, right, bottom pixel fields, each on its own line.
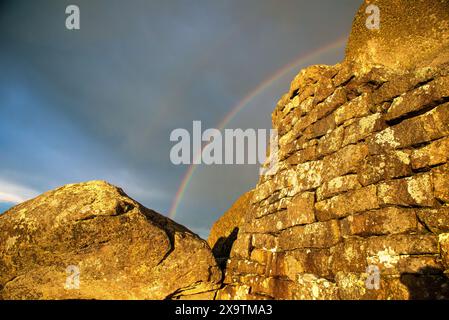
left=0, top=0, right=361, bottom=237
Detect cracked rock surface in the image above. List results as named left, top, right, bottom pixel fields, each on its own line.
left=213, top=0, right=449, bottom=300
left=0, top=180, right=221, bottom=299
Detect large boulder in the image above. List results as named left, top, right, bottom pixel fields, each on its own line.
left=0, top=181, right=221, bottom=299
left=346, top=0, right=449, bottom=71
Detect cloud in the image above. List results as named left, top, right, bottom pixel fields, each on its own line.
left=100, top=169, right=171, bottom=206
left=0, top=179, right=40, bottom=204
left=0, top=0, right=361, bottom=235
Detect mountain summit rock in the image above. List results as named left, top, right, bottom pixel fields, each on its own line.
left=211, top=0, right=449, bottom=300
left=346, top=0, right=449, bottom=71
left=0, top=180, right=221, bottom=299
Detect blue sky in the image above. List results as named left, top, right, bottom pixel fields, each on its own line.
left=0, top=0, right=360, bottom=238
left=0, top=202, right=13, bottom=213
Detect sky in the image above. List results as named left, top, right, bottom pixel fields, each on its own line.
left=0, top=0, right=361, bottom=238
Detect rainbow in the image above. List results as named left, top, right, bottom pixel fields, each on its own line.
left=168, top=36, right=347, bottom=219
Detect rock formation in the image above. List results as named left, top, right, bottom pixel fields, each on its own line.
left=1, top=0, right=449, bottom=300
left=213, top=0, right=449, bottom=300
left=346, top=0, right=449, bottom=71
left=208, top=190, right=254, bottom=267
left=0, top=181, right=221, bottom=299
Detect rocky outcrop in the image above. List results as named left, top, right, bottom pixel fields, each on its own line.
left=208, top=190, right=254, bottom=266
left=346, top=0, right=449, bottom=71
left=0, top=181, right=221, bottom=299
left=214, top=0, right=449, bottom=300
left=2, top=0, right=449, bottom=301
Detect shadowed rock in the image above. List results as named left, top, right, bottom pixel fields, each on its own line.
left=208, top=190, right=254, bottom=260
left=400, top=267, right=449, bottom=300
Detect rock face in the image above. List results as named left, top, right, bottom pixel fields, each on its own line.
left=2, top=0, right=449, bottom=301
left=0, top=181, right=221, bottom=299
left=208, top=191, right=254, bottom=268
left=214, top=0, right=449, bottom=300
left=346, top=0, right=449, bottom=71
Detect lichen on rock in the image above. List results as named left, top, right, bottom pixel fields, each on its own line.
left=0, top=181, right=221, bottom=300
left=212, top=0, right=449, bottom=300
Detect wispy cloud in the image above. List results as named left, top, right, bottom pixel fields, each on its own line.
left=0, top=179, right=40, bottom=204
